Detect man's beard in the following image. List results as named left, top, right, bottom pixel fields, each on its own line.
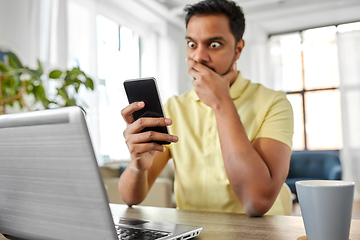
left=221, top=51, right=237, bottom=76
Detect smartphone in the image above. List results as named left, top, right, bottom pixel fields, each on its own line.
left=123, top=77, right=170, bottom=145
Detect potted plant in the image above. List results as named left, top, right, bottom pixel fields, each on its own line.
left=0, top=51, right=94, bottom=114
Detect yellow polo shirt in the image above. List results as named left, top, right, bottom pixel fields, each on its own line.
left=164, top=72, right=294, bottom=215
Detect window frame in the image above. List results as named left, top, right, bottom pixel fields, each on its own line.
left=268, top=22, right=360, bottom=151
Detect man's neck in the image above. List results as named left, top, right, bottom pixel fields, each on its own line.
left=230, top=71, right=240, bottom=86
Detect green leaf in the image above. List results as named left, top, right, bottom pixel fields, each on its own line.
left=85, top=77, right=94, bottom=90
left=8, top=76, right=16, bottom=90
left=41, top=98, right=51, bottom=109
left=70, top=67, right=82, bottom=76
left=32, top=85, right=39, bottom=98
left=8, top=52, right=23, bottom=69
left=2, top=76, right=12, bottom=87
left=0, top=64, right=17, bottom=75
left=35, top=85, right=46, bottom=98
left=25, top=68, right=41, bottom=78
left=0, top=62, right=10, bottom=72
left=49, top=70, right=63, bottom=79
left=64, top=74, right=74, bottom=84
left=37, top=60, right=43, bottom=75
left=57, top=87, right=69, bottom=99
left=74, top=82, right=80, bottom=93
left=12, top=75, right=22, bottom=90
left=26, top=84, right=33, bottom=94
left=67, top=97, right=77, bottom=106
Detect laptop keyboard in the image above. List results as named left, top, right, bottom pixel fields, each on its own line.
left=116, top=226, right=171, bottom=240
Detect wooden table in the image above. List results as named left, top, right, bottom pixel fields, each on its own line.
left=1, top=203, right=360, bottom=240
left=108, top=204, right=360, bottom=240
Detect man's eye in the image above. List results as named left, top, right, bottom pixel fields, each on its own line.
left=188, top=41, right=196, bottom=48
left=210, top=42, right=221, bottom=48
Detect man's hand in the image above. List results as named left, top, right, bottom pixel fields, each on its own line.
left=187, top=58, right=238, bottom=110
left=121, top=101, right=178, bottom=172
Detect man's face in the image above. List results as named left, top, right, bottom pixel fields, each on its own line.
left=186, top=14, right=244, bottom=75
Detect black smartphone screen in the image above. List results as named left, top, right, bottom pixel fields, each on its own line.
left=124, top=78, right=170, bottom=145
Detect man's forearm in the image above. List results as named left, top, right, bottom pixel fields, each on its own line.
left=213, top=99, right=280, bottom=215
left=118, top=162, right=150, bottom=206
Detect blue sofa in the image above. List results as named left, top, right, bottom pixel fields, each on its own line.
left=285, top=151, right=342, bottom=202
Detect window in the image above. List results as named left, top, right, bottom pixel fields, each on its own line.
left=269, top=23, right=360, bottom=151
left=97, top=15, right=141, bottom=162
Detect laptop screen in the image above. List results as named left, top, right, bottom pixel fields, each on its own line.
left=0, top=107, right=117, bottom=240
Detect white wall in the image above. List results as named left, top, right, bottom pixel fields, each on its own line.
left=157, top=22, right=189, bottom=99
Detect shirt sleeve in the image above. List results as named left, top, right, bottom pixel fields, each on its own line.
left=163, top=99, right=174, bottom=158
left=255, top=92, right=294, bottom=149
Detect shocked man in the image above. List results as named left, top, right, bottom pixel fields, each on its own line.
left=119, top=0, right=294, bottom=217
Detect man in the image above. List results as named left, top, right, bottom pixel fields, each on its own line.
left=119, top=0, right=294, bottom=217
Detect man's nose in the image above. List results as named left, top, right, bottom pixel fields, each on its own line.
left=192, top=44, right=210, bottom=63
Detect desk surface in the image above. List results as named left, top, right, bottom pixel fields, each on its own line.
left=2, top=203, right=360, bottom=240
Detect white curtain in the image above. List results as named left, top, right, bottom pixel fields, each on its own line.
left=338, top=29, right=360, bottom=199
left=0, top=0, right=41, bottom=66
left=0, top=0, right=68, bottom=112
left=0, top=0, right=42, bottom=68
left=0, top=0, right=68, bottom=72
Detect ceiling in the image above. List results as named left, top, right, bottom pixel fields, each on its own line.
left=125, top=0, right=360, bottom=35
left=155, top=0, right=292, bottom=16
left=151, top=0, right=360, bottom=17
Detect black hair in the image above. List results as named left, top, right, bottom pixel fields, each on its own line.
left=184, top=0, right=245, bottom=43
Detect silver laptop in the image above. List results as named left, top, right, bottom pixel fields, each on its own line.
left=0, top=107, right=202, bottom=240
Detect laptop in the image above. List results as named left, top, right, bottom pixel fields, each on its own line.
left=0, top=107, right=202, bottom=240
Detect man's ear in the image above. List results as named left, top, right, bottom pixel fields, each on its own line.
left=235, top=39, right=245, bottom=60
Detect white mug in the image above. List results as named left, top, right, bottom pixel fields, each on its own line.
left=296, top=180, right=354, bottom=240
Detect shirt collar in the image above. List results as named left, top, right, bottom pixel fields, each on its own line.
left=189, top=71, right=249, bottom=101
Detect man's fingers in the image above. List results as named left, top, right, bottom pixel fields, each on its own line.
left=123, top=117, right=178, bottom=144
left=187, top=58, right=210, bottom=73
left=126, top=132, right=178, bottom=157
left=121, top=102, right=145, bottom=125
left=189, top=67, right=201, bottom=82
left=127, top=131, right=178, bottom=146
left=187, top=58, right=197, bottom=70
left=188, top=59, right=213, bottom=84
left=128, top=142, right=165, bottom=156
left=128, top=117, right=172, bottom=133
